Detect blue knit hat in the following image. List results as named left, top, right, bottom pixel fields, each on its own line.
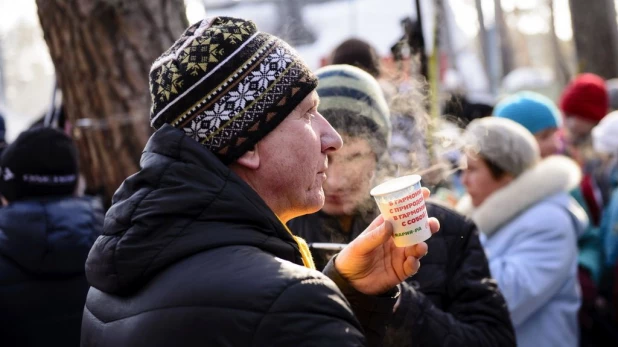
left=494, top=91, right=562, bottom=135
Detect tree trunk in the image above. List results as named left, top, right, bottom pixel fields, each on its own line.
left=475, top=0, right=494, bottom=93
left=569, top=0, right=618, bottom=78
left=494, top=0, right=514, bottom=77
left=36, top=0, right=189, bottom=204
left=549, top=0, right=571, bottom=87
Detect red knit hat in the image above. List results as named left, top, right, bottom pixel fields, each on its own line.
left=559, top=73, right=608, bottom=124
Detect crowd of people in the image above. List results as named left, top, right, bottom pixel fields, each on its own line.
left=2, top=14, right=618, bottom=347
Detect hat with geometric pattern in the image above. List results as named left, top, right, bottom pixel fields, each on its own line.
left=149, top=16, right=318, bottom=164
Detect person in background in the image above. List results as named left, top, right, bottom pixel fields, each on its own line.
left=593, top=112, right=618, bottom=329
left=457, top=117, right=587, bottom=347
left=289, top=64, right=515, bottom=347
left=0, top=127, right=103, bottom=346
left=0, top=111, right=8, bottom=156
left=559, top=73, right=609, bottom=223
left=328, top=37, right=429, bottom=173
left=605, top=78, right=618, bottom=112
left=493, top=91, right=606, bottom=344
left=81, top=17, right=438, bottom=347
left=329, top=37, right=397, bottom=101
left=494, top=91, right=563, bottom=158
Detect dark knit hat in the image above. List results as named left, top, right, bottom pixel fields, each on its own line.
left=149, top=16, right=318, bottom=164
left=315, top=64, right=391, bottom=157
left=559, top=73, right=608, bottom=124
left=330, top=38, right=381, bottom=78
left=0, top=127, right=78, bottom=202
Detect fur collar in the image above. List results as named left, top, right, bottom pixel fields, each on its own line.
left=456, top=155, right=581, bottom=235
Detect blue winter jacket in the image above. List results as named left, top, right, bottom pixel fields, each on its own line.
left=0, top=197, right=103, bottom=347
left=602, top=166, right=618, bottom=267
left=457, top=156, right=587, bottom=347
left=481, top=193, right=586, bottom=347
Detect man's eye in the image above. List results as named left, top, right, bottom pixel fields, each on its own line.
left=347, top=153, right=366, bottom=161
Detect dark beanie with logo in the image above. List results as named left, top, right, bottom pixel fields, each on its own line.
left=0, top=127, right=78, bottom=202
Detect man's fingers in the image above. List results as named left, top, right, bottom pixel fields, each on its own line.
left=404, top=242, right=428, bottom=259
left=403, top=256, right=421, bottom=278
left=422, top=187, right=431, bottom=199
left=428, top=217, right=440, bottom=234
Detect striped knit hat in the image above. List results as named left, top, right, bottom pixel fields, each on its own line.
left=315, top=64, right=391, bottom=157
left=149, top=17, right=317, bottom=164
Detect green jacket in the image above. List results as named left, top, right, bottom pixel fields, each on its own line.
left=572, top=187, right=603, bottom=283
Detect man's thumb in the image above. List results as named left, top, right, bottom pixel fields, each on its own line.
left=358, top=220, right=392, bottom=252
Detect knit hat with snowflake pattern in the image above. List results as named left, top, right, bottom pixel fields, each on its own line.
left=149, top=17, right=318, bottom=164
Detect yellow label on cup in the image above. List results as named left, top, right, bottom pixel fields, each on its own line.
left=370, top=175, right=431, bottom=247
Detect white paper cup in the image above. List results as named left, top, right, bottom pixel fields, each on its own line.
left=370, top=175, right=431, bottom=247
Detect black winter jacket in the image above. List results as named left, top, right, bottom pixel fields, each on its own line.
left=289, top=202, right=517, bottom=346
left=0, top=197, right=103, bottom=347
left=81, top=125, right=396, bottom=347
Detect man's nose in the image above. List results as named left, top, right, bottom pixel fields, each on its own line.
left=319, top=112, right=343, bottom=153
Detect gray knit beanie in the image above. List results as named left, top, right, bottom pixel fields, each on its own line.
left=315, top=64, right=391, bottom=158
left=464, top=117, right=540, bottom=177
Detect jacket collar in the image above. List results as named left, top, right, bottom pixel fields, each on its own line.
left=456, top=155, right=581, bottom=235
left=86, top=125, right=304, bottom=295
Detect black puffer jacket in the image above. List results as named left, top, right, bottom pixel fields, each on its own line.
left=81, top=125, right=396, bottom=347
left=0, top=197, right=103, bottom=347
left=289, top=202, right=516, bottom=346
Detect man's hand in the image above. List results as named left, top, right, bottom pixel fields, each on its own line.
left=335, top=188, right=440, bottom=295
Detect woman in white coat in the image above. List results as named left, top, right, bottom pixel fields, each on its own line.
left=457, top=117, right=588, bottom=347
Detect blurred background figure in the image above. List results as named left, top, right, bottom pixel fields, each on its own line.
left=606, top=79, right=618, bottom=112
left=0, top=127, right=103, bottom=347
left=0, top=110, right=8, bottom=157
left=494, top=91, right=563, bottom=158
left=329, top=38, right=397, bottom=101
left=493, top=91, right=613, bottom=344
left=289, top=64, right=516, bottom=347
left=326, top=36, right=431, bottom=174
left=560, top=73, right=609, bottom=159
left=457, top=117, right=585, bottom=347
left=593, top=112, right=618, bottom=326
left=560, top=74, right=611, bottom=223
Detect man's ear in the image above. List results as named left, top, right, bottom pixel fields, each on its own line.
left=235, top=144, right=260, bottom=170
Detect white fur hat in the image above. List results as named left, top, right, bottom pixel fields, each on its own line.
left=592, top=111, right=618, bottom=155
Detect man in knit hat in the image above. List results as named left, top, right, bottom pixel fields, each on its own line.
left=289, top=64, right=516, bottom=346
left=81, top=17, right=438, bottom=347
left=0, top=127, right=102, bottom=346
